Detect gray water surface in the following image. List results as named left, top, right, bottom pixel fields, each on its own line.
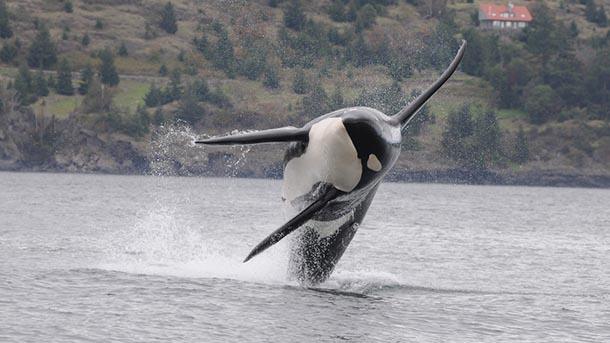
left=1, top=172, right=609, bottom=342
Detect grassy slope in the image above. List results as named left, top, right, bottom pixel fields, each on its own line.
left=2, top=0, right=610, bottom=177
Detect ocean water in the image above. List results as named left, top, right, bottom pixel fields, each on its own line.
left=1, top=172, right=609, bottom=342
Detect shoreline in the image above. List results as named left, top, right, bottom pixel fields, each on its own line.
left=3, top=167, right=610, bottom=189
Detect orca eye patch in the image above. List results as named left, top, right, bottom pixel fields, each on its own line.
left=366, top=154, right=382, bottom=171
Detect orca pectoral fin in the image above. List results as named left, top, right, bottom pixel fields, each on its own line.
left=243, top=188, right=343, bottom=263
left=195, top=126, right=309, bottom=146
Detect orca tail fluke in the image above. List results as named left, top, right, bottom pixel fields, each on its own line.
left=391, top=40, right=467, bottom=130
left=243, top=188, right=342, bottom=263
left=196, top=126, right=309, bottom=146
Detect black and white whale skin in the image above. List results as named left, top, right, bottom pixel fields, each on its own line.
left=197, top=41, right=466, bottom=286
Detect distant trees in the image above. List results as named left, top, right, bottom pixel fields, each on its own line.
left=160, top=2, right=178, bottom=34
left=263, top=67, right=280, bottom=89
left=27, top=25, right=57, bottom=69
left=34, top=69, right=49, bottom=97
left=98, top=49, right=120, bottom=86
left=64, top=1, right=73, bottom=13
left=78, top=64, right=95, bottom=95
left=14, top=64, right=36, bottom=105
left=284, top=0, right=306, bottom=31
left=441, top=105, right=502, bottom=170
left=0, top=0, right=13, bottom=38
left=81, top=33, right=90, bottom=46
left=55, top=58, right=74, bottom=95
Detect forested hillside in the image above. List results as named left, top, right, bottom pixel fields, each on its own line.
left=0, top=0, right=609, bottom=186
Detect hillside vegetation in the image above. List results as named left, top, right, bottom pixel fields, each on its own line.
left=0, top=0, right=609, bottom=186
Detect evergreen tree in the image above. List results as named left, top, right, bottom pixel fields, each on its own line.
left=598, top=6, right=608, bottom=27
left=153, top=107, right=165, bottom=126
left=118, top=41, right=128, bottom=56
left=525, top=85, right=559, bottom=124
left=586, top=0, right=598, bottom=23
left=213, top=29, right=235, bottom=76
left=27, top=25, right=58, bottom=68
left=292, top=68, right=308, bottom=94
left=175, top=91, right=204, bottom=125
left=189, top=79, right=209, bottom=102
left=284, top=0, right=306, bottom=31
left=64, top=1, right=73, bottom=13
left=441, top=104, right=474, bottom=162
left=473, top=109, right=501, bottom=162
left=355, top=4, right=376, bottom=32
left=159, top=63, right=168, bottom=76
left=160, top=2, right=178, bottom=34
left=98, top=48, right=120, bottom=86
left=144, top=83, right=162, bottom=107
left=95, top=18, right=103, bottom=30
left=34, top=69, right=49, bottom=97
left=82, top=33, right=90, bottom=46
left=14, top=64, right=35, bottom=104
left=167, top=68, right=183, bottom=101
left=78, top=64, right=95, bottom=95
left=0, top=42, right=16, bottom=63
left=263, top=67, right=280, bottom=89
left=328, top=0, right=346, bottom=22
left=81, top=77, right=112, bottom=113
left=0, top=0, right=12, bottom=38
left=55, top=58, right=74, bottom=95
left=513, top=126, right=529, bottom=164
left=569, top=20, right=579, bottom=38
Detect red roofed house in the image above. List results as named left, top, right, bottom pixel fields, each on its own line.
left=479, top=2, right=533, bottom=29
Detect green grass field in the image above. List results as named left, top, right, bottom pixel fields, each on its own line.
left=32, top=79, right=150, bottom=118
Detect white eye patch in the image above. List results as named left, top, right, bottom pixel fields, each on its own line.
left=366, top=154, right=382, bottom=171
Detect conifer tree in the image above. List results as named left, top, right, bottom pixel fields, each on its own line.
left=78, top=64, right=95, bottom=95
left=0, top=0, right=12, bottom=38
left=0, top=42, right=16, bottom=63
left=34, top=69, right=49, bottom=97
left=14, top=64, right=35, bottom=104
left=118, top=41, right=128, bottom=56
left=160, top=2, right=178, bottom=34
left=98, top=49, right=120, bottom=86
left=159, top=64, right=168, bottom=76
left=263, top=67, right=280, bottom=89
left=55, top=58, right=74, bottom=95
left=28, top=25, right=58, bottom=68
left=144, top=83, right=161, bottom=107
left=82, top=33, right=90, bottom=46
left=598, top=5, right=608, bottom=27
left=168, top=68, right=182, bottom=101
left=153, top=107, right=165, bottom=125
left=64, top=1, right=73, bottom=13
left=292, top=69, right=308, bottom=94
left=284, top=0, right=306, bottom=31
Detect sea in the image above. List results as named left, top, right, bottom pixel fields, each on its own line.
left=1, top=172, right=609, bottom=342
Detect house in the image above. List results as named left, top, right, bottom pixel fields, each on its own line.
left=479, top=2, right=533, bottom=29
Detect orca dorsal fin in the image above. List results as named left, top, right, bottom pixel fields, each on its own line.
left=195, top=126, right=309, bottom=145
left=391, top=40, right=467, bottom=130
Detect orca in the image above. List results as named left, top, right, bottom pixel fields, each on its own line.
left=196, top=40, right=466, bottom=286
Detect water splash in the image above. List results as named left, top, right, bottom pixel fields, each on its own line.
left=101, top=205, right=290, bottom=285
left=149, top=122, right=205, bottom=177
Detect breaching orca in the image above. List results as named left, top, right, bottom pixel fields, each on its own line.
left=196, top=40, right=466, bottom=286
